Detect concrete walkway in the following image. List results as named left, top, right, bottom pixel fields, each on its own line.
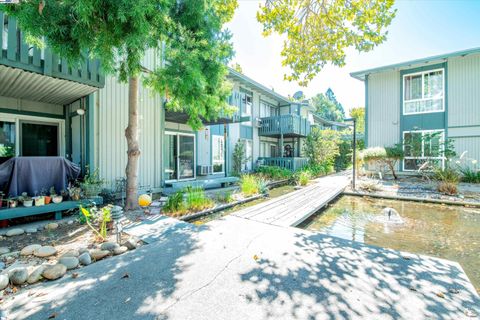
left=2, top=214, right=479, bottom=320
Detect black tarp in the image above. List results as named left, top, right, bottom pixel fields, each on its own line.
left=0, top=157, right=81, bottom=197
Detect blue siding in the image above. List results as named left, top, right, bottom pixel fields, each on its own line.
left=240, top=125, right=253, bottom=139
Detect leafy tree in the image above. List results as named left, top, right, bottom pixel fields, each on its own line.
left=231, top=62, right=243, bottom=73
left=309, top=92, right=344, bottom=122
left=3, top=0, right=238, bottom=210
left=325, top=88, right=345, bottom=119
left=303, top=128, right=341, bottom=166
left=349, top=107, right=365, bottom=134
left=232, top=140, right=246, bottom=176
left=257, top=0, right=396, bottom=86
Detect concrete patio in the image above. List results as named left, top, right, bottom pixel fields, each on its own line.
left=2, top=214, right=479, bottom=319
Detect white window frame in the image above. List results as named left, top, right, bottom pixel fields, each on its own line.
left=211, top=135, right=225, bottom=174
left=241, top=138, right=253, bottom=171
left=403, top=68, right=445, bottom=115
left=165, top=131, right=196, bottom=182
left=402, top=129, right=445, bottom=171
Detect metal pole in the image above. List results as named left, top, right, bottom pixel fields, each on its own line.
left=352, top=119, right=357, bottom=190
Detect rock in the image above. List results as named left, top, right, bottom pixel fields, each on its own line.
left=78, top=252, right=92, bottom=266
left=0, top=247, right=10, bottom=255
left=78, top=248, right=89, bottom=255
left=122, top=238, right=138, bottom=250
left=0, top=262, right=5, bottom=270
left=42, top=264, right=66, bottom=280
left=34, top=246, right=57, bottom=258
left=90, top=249, right=110, bottom=261
left=25, top=227, right=37, bottom=233
left=100, top=242, right=119, bottom=252
left=60, top=249, right=80, bottom=258
left=113, top=246, right=128, bottom=256
left=27, top=265, right=46, bottom=284
left=20, top=244, right=42, bottom=256
left=67, top=220, right=74, bottom=225
left=58, top=257, right=79, bottom=270
left=44, top=223, right=58, bottom=231
left=8, top=267, right=28, bottom=285
left=6, top=228, right=24, bottom=237
left=0, top=274, right=8, bottom=290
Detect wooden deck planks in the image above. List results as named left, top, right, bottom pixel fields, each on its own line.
left=233, top=174, right=350, bottom=227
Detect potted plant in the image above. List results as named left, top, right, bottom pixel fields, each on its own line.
left=41, top=188, right=51, bottom=205
left=50, top=187, right=63, bottom=204
left=20, top=192, right=33, bottom=207
left=61, top=189, right=69, bottom=201
left=68, top=186, right=82, bottom=201
left=0, top=191, right=4, bottom=208
left=79, top=167, right=104, bottom=199
left=33, top=191, right=45, bottom=206
left=8, top=197, right=18, bottom=208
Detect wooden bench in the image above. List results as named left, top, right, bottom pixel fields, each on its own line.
left=0, top=197, right=103, bottom=221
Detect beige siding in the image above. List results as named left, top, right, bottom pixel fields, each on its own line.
left=448, top=54, right=480, bottom=127
left=367, top=71, right=401, bottom=147
left=0, top=96, right=63, bottom=115
left=93, top=76, right=163, bottom=191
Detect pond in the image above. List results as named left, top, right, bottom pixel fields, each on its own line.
left=300, top=196, right=480, bottom=292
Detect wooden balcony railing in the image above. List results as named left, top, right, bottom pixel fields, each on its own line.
left=258, top=157, right=309, bottom=171
left=259, top=114, right=311, bottom=137
left=1, top=13, right=104, bottom=88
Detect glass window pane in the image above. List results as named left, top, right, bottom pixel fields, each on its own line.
left=165, top=134, right=177, bottom=180
left=424, top=132, right=442, bottom=157
left=212, top=135, right=224, bottom=173
left=404, top=74, right=422, bottom=101
left=0, top=121, right=16, bottom=162
left=424, top=71, right=443, bottom=98
left=179, top=135, right=195, bottom=179
left=21, top=122, right=58, bottom=156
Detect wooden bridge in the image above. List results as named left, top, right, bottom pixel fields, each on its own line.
left=233, top=174, right=350, bottom=227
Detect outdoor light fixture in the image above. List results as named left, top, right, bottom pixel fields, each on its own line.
left=76, top=108, right=86, bottom=116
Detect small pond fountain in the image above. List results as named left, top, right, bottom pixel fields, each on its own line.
left=374, top=207, right=405, bottom=225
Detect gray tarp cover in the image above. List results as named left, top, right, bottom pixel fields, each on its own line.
left=0, top=157, right=80, bottom=197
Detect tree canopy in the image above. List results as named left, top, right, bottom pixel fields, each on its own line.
left=309, top=88, right=345, bottom=122
left=257, top=0, right=396, bottom=86
left=349, top=107, right=365, bottom=134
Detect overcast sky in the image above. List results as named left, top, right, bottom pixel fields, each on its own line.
left=225, top=0, right=480, bottom=114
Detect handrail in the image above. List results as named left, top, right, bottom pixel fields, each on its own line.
left=259, top=114, right=311, bottom=137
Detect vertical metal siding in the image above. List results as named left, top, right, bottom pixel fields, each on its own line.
left=367, top=71, right=401, bottom=147
left=453, top=137, right=480, bottom=169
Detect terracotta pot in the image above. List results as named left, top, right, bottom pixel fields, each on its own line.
left=44, top=196, right=51, bottom=204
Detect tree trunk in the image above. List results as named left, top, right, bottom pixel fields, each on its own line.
left=387, top=161, right=398, bottom=180
left=125, top=76, right=140, bottom=210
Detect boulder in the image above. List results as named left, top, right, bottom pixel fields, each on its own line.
left=6, top=228, right=24, bottom=237
left=90, top=249, right=110, bottom=261
left=78, top=252, right=92, bottom=266
left=42, top=264, right=67, bottom=280
left=27, top=265, right=46, bottom=284
left=113, top=246, right=128, bottom=256
left=20, top=244, right=42, bottom=256
left=44, top=223, right=59, bottom=231
left=8, top=267, right=28, bottom=285
left=34, top=246, right=57, bottom=258
left=122, top=238, right=138, bottom=250
left=58, top=257, right=79, bottom=270
left=0, top=274, right=8, bottom=290
left=0, top=247, right=10, bottom=255
left=100, top=242, right=119, bottom=252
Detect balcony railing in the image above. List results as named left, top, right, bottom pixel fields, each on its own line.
left=259, top=114, right=311, bottom=137
left=1, top=13, right=104, bottom=88
left=258, top=157, right=309, bottom=171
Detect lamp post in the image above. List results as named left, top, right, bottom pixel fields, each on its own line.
left=344, top=118, right=357, bottom=190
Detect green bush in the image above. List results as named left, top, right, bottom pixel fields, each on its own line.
left=460, top=167, right=480, bottom=183
left=297, top=170, right=311, bottom=186
left=334, top=136, right=353, bottom=172
left=163, top=191, right=185, bottom=214
left=185, top=186, right=214, bottom=211
left=360, top=144, right=404, bottom=179
left=216, top=191, right=233, bottom=203
left=255, top=166, right=293, bottom=181
left=240, top=175, right=260, bottom=197
left=433, top=166, right=461, bottom=195
left=304, top=128, right=341, bottom=167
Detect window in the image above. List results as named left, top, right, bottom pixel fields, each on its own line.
left=21, top=122, right=59, bottom=156
left=260, top=100, right=276, bottom=118
left=242, top=139, right=252, bottom=171
left=165, top=132, right=195, bottom=181
left=212, top=135, right=225, bottom=174
left=403, top=69, right=444, bottom=115
left=241, top=93, right=253, bottom=126
left=0, top=121, right=16, bottom=162
left=403, top=130, right=444, bottom=171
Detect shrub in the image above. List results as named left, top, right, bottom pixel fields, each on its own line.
left=240, top=175, right=259, bottom=197
left=360, top=144, right=404, bottom=179
left=304, top=128, right=340, bottom=167
left=297, top=170, right=311, bottom=186
left=255, top=166, right=292, bottom=181
left=334, top=135, right=353, bottom=172
left=216, top=191, right=233, bottom=203
left=185, top=186, right=214, bottom=211
left=433, top=166, right=460, bottom=195
left=460, top=166, right=480, bottom=183
left=232, top=140, right=247, bottom=176
left=163, top=191, right=185, bottom=214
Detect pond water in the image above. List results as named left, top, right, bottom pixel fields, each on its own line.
left=301, top=196, right=480, bottom=292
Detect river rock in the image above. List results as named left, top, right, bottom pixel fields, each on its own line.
left=78, top=247, right=89, bottom=255
left=100, top=242, right=119, bottom=252
left=44, top=223, right=58, bottom=231
left=8, top=267, right=28, bottom=285
left=42, top=264, right=66, bottom=280
left=90, top=249, right=110, bottom=261
left=27, top=265, right=46, bottom=284
left=34, top=246, right=57, bottom=258
left=113, top=246, right=128, bottom=256
left=20, top=244, right=42, bottom=256
left=60, top=249, right=80, bottom=258
left=78, top=252, right=92, bottom=266
left=0, top=274, right=8, bottom=290
left=25, top=227, right=37, bottom=233
left=6, top=228, right=24, bottom=237
left=58, top=257, right=79, bottom=270
left=0, top=247, right=10, bottom=255
left=122, top=238, right=138, bottom=250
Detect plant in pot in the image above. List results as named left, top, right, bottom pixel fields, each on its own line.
left=50, top=186, right=63, bottom=204
left=61, top=189, right=69, bottom=201
left=20, top=192, right=33, bottom=207
left=33, top=191, right=45, bottom=206
left=80, top=167, right=104, bottom=199
left=7, top=195, right=17, bottom=208
left=42, top=188, right=51, bottom=205
left=68, top=186, right=82, bottom=201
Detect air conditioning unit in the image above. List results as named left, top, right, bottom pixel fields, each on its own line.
left=197, top=165, right=212, bottom=176
left=254, top=117, right=262, bottom=128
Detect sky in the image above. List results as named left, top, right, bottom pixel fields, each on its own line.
left=225, top=0, right=480, bottom=115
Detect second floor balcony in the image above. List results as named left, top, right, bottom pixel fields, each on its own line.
left=259, top=114, right=311, bottom=138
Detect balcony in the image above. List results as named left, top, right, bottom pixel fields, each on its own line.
left=259, top=114, right=311, bottom=138
left=1, top=13, right=104, bottom=88
left=258, top=157, right=309, bottom=171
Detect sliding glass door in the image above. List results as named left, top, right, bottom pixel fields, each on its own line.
left=165, top=132, right=195, bottom=181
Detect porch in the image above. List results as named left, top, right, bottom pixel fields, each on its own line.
left=258, top=157, right=309, bottom=171
left=259, top=114, right=311, bottom=138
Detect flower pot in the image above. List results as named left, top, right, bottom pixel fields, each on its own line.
left=33, top=196, right=45, bottom=206
left=8, top=199, right=17, bottom=208
left=44, top=196, right=51, bottom=205
left=23, top=200, right=33, bottom=207
left=52, top=195, right=63, bottom=204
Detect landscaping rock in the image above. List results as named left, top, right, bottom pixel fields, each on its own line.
left=60, top=249, right=80, bottom=258
left=122, top=238, right=138, bottom=250
left=100, top=242, right=119, bottom=252
left=34, top=246, right=57, bottom=258
left=113, top=246, right=128, bottom=256
left=78, top=252, right=92, bottom=266
left=78, top=247, right=89, bottom=255
left=0, top=274, right=8, bottom=290
left=0, top=247, right=10, bottom=255
left=20, top=244, right=42, bottom=256
left=44, top=223, right=59, bottom=231
left=25, top=227, right=37, bottom=233
left=90, top=249, right=110, bottom=261
left=8, top=267, right=28, bottom=285
left=42, top=264, right=67, bottom=280
left=58, top=257, right=79, bottom=270
left=27, top=265, right=46, bottom=284
left=0, top=262, right=5, bottom=270
left=6, top=228, right=24, bottom=237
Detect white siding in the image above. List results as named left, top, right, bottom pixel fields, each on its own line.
left=367, top=71, right=401, bottom=147
left=453, top=137, right=480, bottom=169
